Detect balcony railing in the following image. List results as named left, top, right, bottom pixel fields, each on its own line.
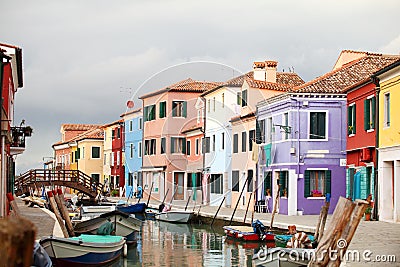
left=10, top=126, right=33, bottom=148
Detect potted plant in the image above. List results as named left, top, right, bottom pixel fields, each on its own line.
left=364, top=206, right=372, bottom=221
left=111, top=189, right=119, bottom=197
left=311, top=190, right=323, bottom=197
left=23, top=126, right=33, bottom=136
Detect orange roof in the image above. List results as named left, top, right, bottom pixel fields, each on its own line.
left=139, top=78, right=223, bottom=99
left=61, top=124, right=100, bottom=131
left=53, top=125, right=104, bottom=147
left=293, top=54, right=400, bottom=94
left=244, top=71, right=304, bottom=91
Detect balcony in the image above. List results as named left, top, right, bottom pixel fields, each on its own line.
left=10, top=126, right=33, bottom=155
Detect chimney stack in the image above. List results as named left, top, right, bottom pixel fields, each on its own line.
left=265, top=60, right=277, bottom=83
left=253, top=61, right=266, bottom=81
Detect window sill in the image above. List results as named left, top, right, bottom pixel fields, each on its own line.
left=348, top=134, right=355, bottom=137
left=366, top=129, right=374, bottom=133
left=307, top=197, right=325, bottom=200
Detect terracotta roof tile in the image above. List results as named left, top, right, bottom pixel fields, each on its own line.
left=293, top=54, right=400, bottom=94
left=61, top=124, right=100, bottom=131
left=244, top=71, right=304, bottom=91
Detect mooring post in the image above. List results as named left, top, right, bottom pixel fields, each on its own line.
left=211, top=196, right=225, bottom=226
left=229, top=175, right=249, bottom=225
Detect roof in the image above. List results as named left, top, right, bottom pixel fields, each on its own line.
left=120, top=107, right=142, bottom=117
left=61, top=124, right=100, bottom=132
left=139, top=78, right=223, bottom=99
left=53, top=126, right=104, bottom=147
left=102, top=119, right=123, bottom=128
left=293, top=54, right=400, bottom=94
left=230, top=111, right=255, bottom=123
left=181, top=124, right=203, bottom=134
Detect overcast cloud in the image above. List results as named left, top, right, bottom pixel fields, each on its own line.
left=1, top=0, right=399, bottom=174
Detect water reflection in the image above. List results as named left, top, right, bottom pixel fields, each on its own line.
left=112, top=220, right=268, bottom=267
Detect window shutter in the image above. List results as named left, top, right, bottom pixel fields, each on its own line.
left=183, top=101, right=187, bottom=118
left=364, top=99, right=369, bottom=131
left=264, top=172, right=271, bottom=196
left=171, top=137, right=175, bottom=153
left=265, top=143, right=272, bottom=167
left=325, top=170, right=331, bottom=195
left=143, top=106, right=148, bottom=122
left=161, top=137, right=166, bottom=154
left=279, top=172, right=285, bottom=196
left=347, top=106, right=352, bottom=135
left=318, top=112, right=326, bottom=139
left=182, top=138, right=186, bottom=154
left=256, top=121, right=261, bottom=144
left=159, top=102, right=165, bottom=118
left=304, top=170, right=310, bottom=197
left=353, top=104, right=356, bottom=134
left=349, top=168, right=354, bottom=198
left=371, top=97, right=376, bottom=129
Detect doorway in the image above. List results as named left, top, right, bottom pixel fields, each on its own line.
left=173, top=172, right=185, bottom=200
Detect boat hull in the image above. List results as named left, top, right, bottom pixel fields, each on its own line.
left=40, top=235, right=126, bottom=267
left=116, top=203, right=147, bottom=214
left=154, top=210, right=193, bottom=223
left=223, top=226, right=275, bottom=242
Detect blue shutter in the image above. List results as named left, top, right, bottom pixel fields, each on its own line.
left=304, top=170, right=310, bottom=197
left=183, top=101, right=187, bottom=118
left=325, top=170, right=331, bottom=195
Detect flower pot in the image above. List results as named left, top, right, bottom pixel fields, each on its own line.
left=364, top=213, right=371, bottom=221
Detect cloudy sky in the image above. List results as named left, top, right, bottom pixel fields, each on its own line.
left=1, top=0, right=399, bottom=174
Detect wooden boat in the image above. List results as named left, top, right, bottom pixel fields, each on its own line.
left=73, top=210, right=142, bottom=243
left=116, top=202, right=147, bottom=214
left=253, top=247, right=314, bottom=267
left=274, top=234, right=314, bottom=248
left=225, top=236, right=276, bottom=249
left=154, top=210, right=193, bottom=223
left=223, top=225, right=275, bottom=242
left=39, top=234, right=126, bottom=267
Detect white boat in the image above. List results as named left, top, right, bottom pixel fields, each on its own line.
left=154, top=210, right=193, bottom=223
left=39, top=234, right=126, bottom=267
left=253, top=247, right=314, bottom=267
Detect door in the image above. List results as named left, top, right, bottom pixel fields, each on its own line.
left=174, top=172, right=184, bottom=200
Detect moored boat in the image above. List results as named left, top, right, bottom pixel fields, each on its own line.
left=116, top=202, right=147, bottom=214
left=154, top=210, right=193, bottom=223
left=274, top=233, right=314, bottom=248
left=223, top=225, right=275, bottom=242
left=253, top=247, right=314, bottom=267
left=39, top=234, right=126, bottom=267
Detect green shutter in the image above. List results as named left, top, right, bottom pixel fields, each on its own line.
left=143, top=106, right=148, bottom=122
left=353, top=104, right=356, bottom=134
left=161, top=138, right=166, bottom=154
left=364, top=99, right=369, bottom=131
left=265, top=143, right=271, bottom=167
left=171, top=137, right=175, bottom=153
left=183, top=101, right=187, bottom=118
left=256, top=121, right=261, bottom=144
left=159, top=102, right=165, bottom=118
left=279, top=172, right=285, bottom=196
left=182, top=138, right=186, bottom=154
left=349, top=168, right=354, bottom=198
left=325, top=170, right=331, bottom=195
left=371, top=97, right=376, bottom=129
left=304, top=170, right=310, bottom=197
left=347, top=106, right=352, bottom=135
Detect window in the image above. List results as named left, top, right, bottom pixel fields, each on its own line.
left=117, top=127, right=121, bottom=138
left=197, top=109, right=202, bottom=123
left=249, top=130, right=255, bottom=151
left=91, top=174, right=100, bottom=183
left=208, top=99, right=211, bottom=112
left=72, top=152, right=74, bottom=163
left=161, top=137, right=166, bottom=154
left=247, top=170, right=253, bottom=192
left=91, top=146, right=100, bottom=159
left=75, top=148, right=80, bottom=161
left=384, top=93, right=390, bottom=127
left=232, top=171, right=239, bottom=191
left=138, top=117, right=143, bottom=130
left=82, top=147, right=85, bottom=159
left=348, top=104, right=356, bottom=135
left=202, top=137, right=210, bottom=153
left=210, top=174, right=223, bottom=194
left=171, top=137, right=186, bottom=153
left=283, top=112, right=289, bottom=140
left=104, top=153, right=106, bottom=165
left=159, top=101, right=166, bottom=118
left=138, top=141, right=142, bottom=158
left=212, top=135, right=215, bottom=151
left=237, top=92, right=241, bottom=105
left=129, top=120, right=133, bottom=132
left=187, top=140, right=191, bottom=155
left=172, top=101, right=187, bottom=117
left=213, top=97, right=216, bottom=111
left=310, top=112, right=326, bottom=139
left=242, top=131, right=247, bottom=152
left=187, top=173, right=201, bottom=188
left=264, top=171, right=272, bottom=196
left=195, top=138, right=199, bottom=155
left=241, top=90, right=248, bottom=107
left=279, top=171, right=289, bottom=197
left=128, top=173, right=133, bottom=186
left=233, top=134, right=238, bottom=153
left=364, top=97, right=376, bottom=131
left=144, top=139, right=156, bottom=155
left=112, top=129, right=115, bottom=139
left=267, top=117, right=273, bottom=142
left=304, top=170, right=331, bottom=197
left=256, top=119, right=265, bottom=144
left=144, top=104, right=156, bottom=122
left=130, top=143, right=133, bottom=158
left=222, top=93, right=225, bottom=107
left=111, top=152, right=114, bottom=166
left=117, top=152, right=120, bottom=165
left=221, top=132, right=225, bottom=150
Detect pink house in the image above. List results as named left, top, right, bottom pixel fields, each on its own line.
left=139, top=78, right=220, bottom=202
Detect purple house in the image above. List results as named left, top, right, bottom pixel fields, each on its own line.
left=256, top=92, right=347, bottom=215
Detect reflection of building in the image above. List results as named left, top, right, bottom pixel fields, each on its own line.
left=121, top=108, right=142, bottom=198
left=0, top=43, right=28, bottom=217
left=139, top=78, right=220, bottom=202
left=374, top=60, right=400, bottom=222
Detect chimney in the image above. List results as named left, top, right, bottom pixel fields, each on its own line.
left=253, top=61, right=266, bottom=81
left=265, top=60, right=277, bottom=83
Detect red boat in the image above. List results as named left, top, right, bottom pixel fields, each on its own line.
left=223, top=225, right=275, bottom=242
left=225, top=236, right=276, bottom=249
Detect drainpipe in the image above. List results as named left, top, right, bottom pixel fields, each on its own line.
left=372, top=77, right=380, bottom=220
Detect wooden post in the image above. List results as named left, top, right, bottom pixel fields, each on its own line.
left=6, top=193, right=20, bottom=217
left=314, top=193, right=331, bottom=242
left=146, top=181, right=154, bottom=207
left=243, top=191, right=253, bottom=224
left=47, top=191, right=69, bottom=238
left=309, top=197, right=356, bottom=267
left=0, top=216, right=36, bottom=267
left=229, top=175, right=249, bottom=225
left=184, top=193, right=192, bottom=211
left=56, top=189, right=75, bottom=237
left=269, top=184, right=280, bottom=230
left=211, top=196, right=225, bottom=226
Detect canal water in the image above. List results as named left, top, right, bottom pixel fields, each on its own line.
left=113, top=219, right=270, bottom=267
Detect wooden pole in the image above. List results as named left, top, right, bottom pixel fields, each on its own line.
left=0, top=216, right=36, bottom=267
left=145, top=181, right=154, bottom=207
left=169, top=185, right=178, bottom=207
left=56, top=189, right=75, bottom=237
left=47, top=191, right=69, bottom=238
left=229, top=175, right=249, bottom=225
left=314, top=193, right=331, bottom=242
left=243, top=192, right=253, bottom=224
left=211, top=196, right=225, bottom=226
left=161, top=188, right=170, bottom=205
left=184, top=193, right=192, bottom=211
left=6, top=193, right=20, bottom=217
left=309, top=197, right=356, bottom=267
left=269, top=184, right=280, bottom=230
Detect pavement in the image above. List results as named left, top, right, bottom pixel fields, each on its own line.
left=17, top=196, right=400, bottom=266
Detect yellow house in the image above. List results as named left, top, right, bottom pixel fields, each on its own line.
left=75, top=127, right=105, bottom=184
left=375, top=60, right=400, bottom=222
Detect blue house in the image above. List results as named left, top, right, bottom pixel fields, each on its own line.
left=121, top=108, right=143, bottom=198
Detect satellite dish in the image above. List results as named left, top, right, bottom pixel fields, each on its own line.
left=127, top=100, right=134, bottom=109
